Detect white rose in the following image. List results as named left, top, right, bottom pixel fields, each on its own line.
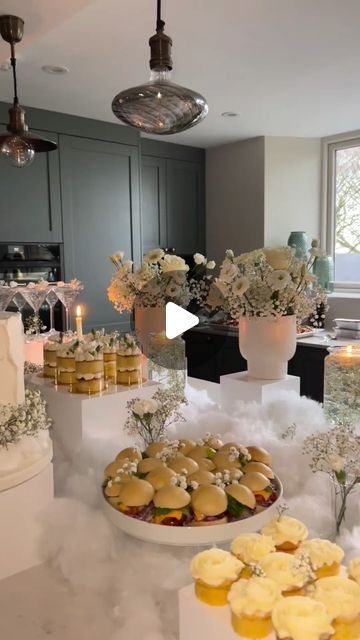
left=264, top=247, right=293, bottom=271
left=220, top=261, right=238, bottom=282
left=225, top=249, right=234, bottom=259
left=166, top=283, right=181, bottom=298
left=161, top=254, right=189, bottom=273
left=232, top=276, right=250, bottom=296
left=145, top=399, right=159, bottom=414
left=267, top=270, right=292, bottom=291
left=193, top=253, right=206, bottom=265
left=132, top=399, right=147, bottom=417
left=207, top=260, right=216, bottom=270
left=143, top=248, right=165, bottom=263
left=327, top=454, right=345, bottom=473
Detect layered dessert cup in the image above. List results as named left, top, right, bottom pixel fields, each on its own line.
left=43, top=336, right=61, bottom=378
left=56, top=342, right=77, bottom=385
left=75, top=341, right=104, bottom=394
left=116, top=334, right=143, bottom=385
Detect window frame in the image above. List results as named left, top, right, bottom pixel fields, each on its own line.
left=323, top=130, right=360, bottom=291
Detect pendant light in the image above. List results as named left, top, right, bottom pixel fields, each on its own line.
left=112, top=0, right=208, bottom=135
left=0, top=15, right=57, bottom=168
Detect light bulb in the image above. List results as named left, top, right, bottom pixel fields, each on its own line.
left=1, top=135, right=35, bottom=167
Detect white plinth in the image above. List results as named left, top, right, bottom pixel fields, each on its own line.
left=220, top=371, right=300, bottom=408
left=179, top=583, right=274, bottom=640
left=29, top=376, right=159, bottom=456
left=0, top=461, right=54, bottom=581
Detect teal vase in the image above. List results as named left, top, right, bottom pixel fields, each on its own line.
left=287, top=231, right=309, bottom=258
left=313, top=256, right=334, bottom=292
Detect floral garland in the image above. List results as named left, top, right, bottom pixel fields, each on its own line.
left=208, top=246, right=326, bottom=321
left=0, top=388, right=52, bottom=448
left=107, top=249, right=215, bottom=313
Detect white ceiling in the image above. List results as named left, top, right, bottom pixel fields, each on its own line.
left=0, top=0, right=360, bottom=148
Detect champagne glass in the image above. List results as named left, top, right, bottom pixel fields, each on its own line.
left=56, top=282, right=83, bottom=332
left=20, top=286, right=48, bottom=333
left=12, top=290, right=27, bottom=317
left=0, top=285, right=16, bottom=311
left=46, top=286, right=59, bottom=334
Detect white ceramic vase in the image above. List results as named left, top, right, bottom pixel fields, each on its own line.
left=134, top=306, right=165, bottom=349
left=238, top=315, right=297, bottom=380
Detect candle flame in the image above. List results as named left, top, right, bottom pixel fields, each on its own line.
left=346, top=345, right=353, bottom=355
left=76, top=305, right=82, bottom=317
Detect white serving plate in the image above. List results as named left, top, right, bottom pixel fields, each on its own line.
left=102, top=476, right=283, bottom=547
left=0, top=441, right=53, bottom=492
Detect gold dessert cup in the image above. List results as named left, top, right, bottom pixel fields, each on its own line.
left=231, top=612, right=272, bottom=639
left=117, top=370, right=142, bottom=385
left=314, top=562, right=341, bottom=579
left=43, top=364, right=56, bottom=378
left=333, top=616, right=360, bottom=640
left=194, top=579, right=233, bottom=606
left=239, top=566, right=254, bottom=580
left=57, top=370, right=76, bottom=385
left=75, top=377, right=105, bottom=395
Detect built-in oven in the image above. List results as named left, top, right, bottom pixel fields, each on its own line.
left=0, top=243, right=64, bottom=331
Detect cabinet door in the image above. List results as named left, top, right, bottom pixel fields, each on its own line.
left=166, top=159, right=205, bottom=254
left=0, top=129, right=62, bottom=242
left=141, top=156, right=167, bottom=254
left=60, top=135, right=141, bottom=332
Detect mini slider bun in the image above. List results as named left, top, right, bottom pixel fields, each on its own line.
left=197, top=458, right=216, bottom=472
left=104, top=459, right=135, bottom=479
left=205, top=435, right=223, bottom=450
left=187, top=470, right=215, bottom=485
left=243, top=461, right=274, bottom=479
left=225, top=483, right=256, bottom=510
left=178, top=438, right=197, bottom=455
left=168, top=456, right=199, bottom=475
left=145, top=442, right=168, bottom=457
left=115, top=447, right=142, bottom=462
left=240, top=472, right=270, bottom=492
left=146, top=466, right=176, bottom=490
left=187, top=445, right=216, bottom=462
left=154, top=485, right=191, bottom=509
left=104, top=481, right=122, bottom=497
left=137, top=457, right=164, bottom=474
left=219, top=442, right=243, bottom=452
left=119, top=478, right=154, bottom=506
left=247, top=446, right=272, bottom=466
left=191, top=485, right=228, bottom=517
left=213, top=451, right=241, bottom=471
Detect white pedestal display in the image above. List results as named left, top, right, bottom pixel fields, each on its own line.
left=0, top=459, right=54, bottom=580
left=220, top=371, right=300, bottom=408
left=29, top=376, right=159, bottom=456
left=179, top=583, right=274, bottom=640
left=0, top=312, right=25, bottom=404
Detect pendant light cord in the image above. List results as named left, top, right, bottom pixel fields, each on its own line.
left=156, top=0, right=165, bottom=32
left=10, top=42, right=19, bottom=105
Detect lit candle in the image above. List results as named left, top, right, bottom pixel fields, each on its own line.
left=75, top=305, right=83, bottom=339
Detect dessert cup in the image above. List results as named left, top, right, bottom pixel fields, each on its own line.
left=231, top=612, right=272, bottom=639
left=117, top=368, right=142, bottom=385
left=56, top=355, right=76, bottom=385
left=103, top=351, right=116, bottom=383
left=75, top=359, right=104, bottom=395
left=228, top=576, right=281, bottom=639
left=231, top=533, right=276, bottom=578
left=43, top=349, right=57, bottom=378
left=261, top=515, right=308, bottom=553
left=271, top=595, right=333, bottom=640
left=295, top=539, right=344, bottom=580
left=259, top=551, right=313, bottom=597
left=194, top=578, right=234, bottom=606
left=190, top=549, right=244, bottom=606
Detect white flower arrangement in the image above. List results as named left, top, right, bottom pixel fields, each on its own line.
left=0, top=388, right=52, bottom=448
left=303, top=424, right=360, bottom=534
left=108, top=249, right=215, bottom=313
left=124, top=384, right=187, bottom=446
left=209, top=246, right=326, bottom=321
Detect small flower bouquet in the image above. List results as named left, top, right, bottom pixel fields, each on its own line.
left=0, top=388, right=51, bottom=448
left=107, top=249, right=215, bottom=313
left=303, top=424, right=360, bottom=534
left=124, top=385, right=187, bottom=446
left=209, top=246, right=325, bottom=321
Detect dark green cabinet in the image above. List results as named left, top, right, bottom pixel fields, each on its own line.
left=0, top=129, right=62, bottom=242
left=166, top=159, right=205, bottom=254
left=60, top=135, right=140, bottom=331
left=141, top=155, right=167, bottom=253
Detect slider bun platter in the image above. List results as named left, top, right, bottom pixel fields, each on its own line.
left=102, top=476, right=283, bottom=547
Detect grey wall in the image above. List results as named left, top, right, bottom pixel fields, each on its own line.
left=206, top=137, right=265, bottom=267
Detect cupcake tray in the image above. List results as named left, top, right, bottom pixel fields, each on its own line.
left=102, top=476, right=283, bottom=547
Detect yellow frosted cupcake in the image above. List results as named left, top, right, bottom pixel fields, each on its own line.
left=190, top=548, right=244, bottom=606
left=261, top=515, right=308, bottom=552
left=295, top=538, right=344, bottom=578
left=271, top=595, right=334, bottom=640
left=348, top=557, right=360, bottom=585
left=259, top=551, right=313, bottom=596
left=228, top=577, right=282, bottom=638
left=312, top=576, right=360, bottom=640
left=230, top=534, right=276, bottom=579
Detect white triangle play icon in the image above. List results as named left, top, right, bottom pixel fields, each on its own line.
left=165, top=302, right=199, bottom=339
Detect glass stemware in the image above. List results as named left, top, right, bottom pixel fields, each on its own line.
left=46, top=286, right=59, bottom=334
left=20, top=286, right=48, bottom=333
left=12, top=290, right=27, bottom=316
left=0, top=286, right=15, bottom=311
left=56, top=285, right=82, bottom=332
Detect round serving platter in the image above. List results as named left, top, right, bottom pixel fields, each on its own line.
left=102, top=475, right=283, bottom=547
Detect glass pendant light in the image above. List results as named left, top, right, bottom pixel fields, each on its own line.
left=112, top=0, right=208, bottom=135
left=0, top=15, right=57, bottom=168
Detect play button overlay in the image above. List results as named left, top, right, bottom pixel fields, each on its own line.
left=165, top=302, right=199, bottom=339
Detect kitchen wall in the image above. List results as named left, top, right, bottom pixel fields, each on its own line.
left=264, top=136, right=322, bottom=245
left=206, top=137, right=265, bottom=266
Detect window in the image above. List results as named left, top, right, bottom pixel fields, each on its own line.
left=326, top=136, right=360, bottom=288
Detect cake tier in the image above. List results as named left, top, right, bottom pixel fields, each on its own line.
left=43, top=364, right=56, bottom=378
left=75, top=377, right=105, bottom=395
left=117, top=369, right=142, bottom=385
left=116, top=354, right=141, bottom=369
left=0, top=430, right=53, bottom=492
left=57, top=370, right=76, bottom=385
left=75, top=360, right=104, bottom=375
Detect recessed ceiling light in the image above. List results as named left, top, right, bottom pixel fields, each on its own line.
left=221, top=111, right=239, bottom=118
left=42, top=64, right=69, bottom=75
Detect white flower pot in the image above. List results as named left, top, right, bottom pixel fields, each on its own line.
left=134, top=307, right=165, bottom=349
left=238, top=315, right=297, bottom=380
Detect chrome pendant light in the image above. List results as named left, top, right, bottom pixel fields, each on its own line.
left=112, top=0, right=208, bottom=135
left=0, top=15, right=57, bottom=168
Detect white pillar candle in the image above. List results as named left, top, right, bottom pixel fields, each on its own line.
left=75, top=305, right=83, bottom=340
